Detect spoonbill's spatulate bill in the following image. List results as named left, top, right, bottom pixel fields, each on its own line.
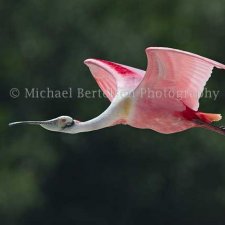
left=9, top=47, right=225, bottom=136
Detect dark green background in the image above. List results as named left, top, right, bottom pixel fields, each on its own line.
left=1, top=0, right=225, bottom=224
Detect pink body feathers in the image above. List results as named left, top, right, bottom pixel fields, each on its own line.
left=85, top=47, right=225, bottom=135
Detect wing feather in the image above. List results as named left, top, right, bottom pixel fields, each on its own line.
left=84, top=59, right=144, bottom=101
left=135, top=47, right=225, bottom=110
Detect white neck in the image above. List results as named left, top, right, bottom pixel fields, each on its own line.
left=73, top=112, right=116, bottom=133
left=65, top=98, right=127, bottom=134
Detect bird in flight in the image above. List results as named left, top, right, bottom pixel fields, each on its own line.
left=9, top=47, right=225, bottom=136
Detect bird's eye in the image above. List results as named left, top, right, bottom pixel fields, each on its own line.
left=63, top=120, right=75, bottom=129
left=61, top=118, right=67, bottom=123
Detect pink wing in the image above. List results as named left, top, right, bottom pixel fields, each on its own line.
left=135, top=47, right=225, bottom=110
left=84, top=59, right=145, bottom=101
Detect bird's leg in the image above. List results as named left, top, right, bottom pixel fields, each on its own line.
left=194, top=119, right=225, bottom=136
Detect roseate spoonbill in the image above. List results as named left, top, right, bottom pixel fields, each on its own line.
left=9, top=47, right=225, bottom=135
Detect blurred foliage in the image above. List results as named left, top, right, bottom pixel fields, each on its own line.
left=1, top=0, right=225, bottom=224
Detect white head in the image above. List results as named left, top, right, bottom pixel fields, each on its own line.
left=9, top=116, right=78, bottom=133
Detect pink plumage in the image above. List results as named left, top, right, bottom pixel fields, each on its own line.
left=84, top=58, right=145, bottom=101
left=85, top=47, right=225, bottom=135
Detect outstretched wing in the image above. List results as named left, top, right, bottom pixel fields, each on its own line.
left=134, top=47, right=225, bottom=110
left=84, top=59, right=144, bottom=101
